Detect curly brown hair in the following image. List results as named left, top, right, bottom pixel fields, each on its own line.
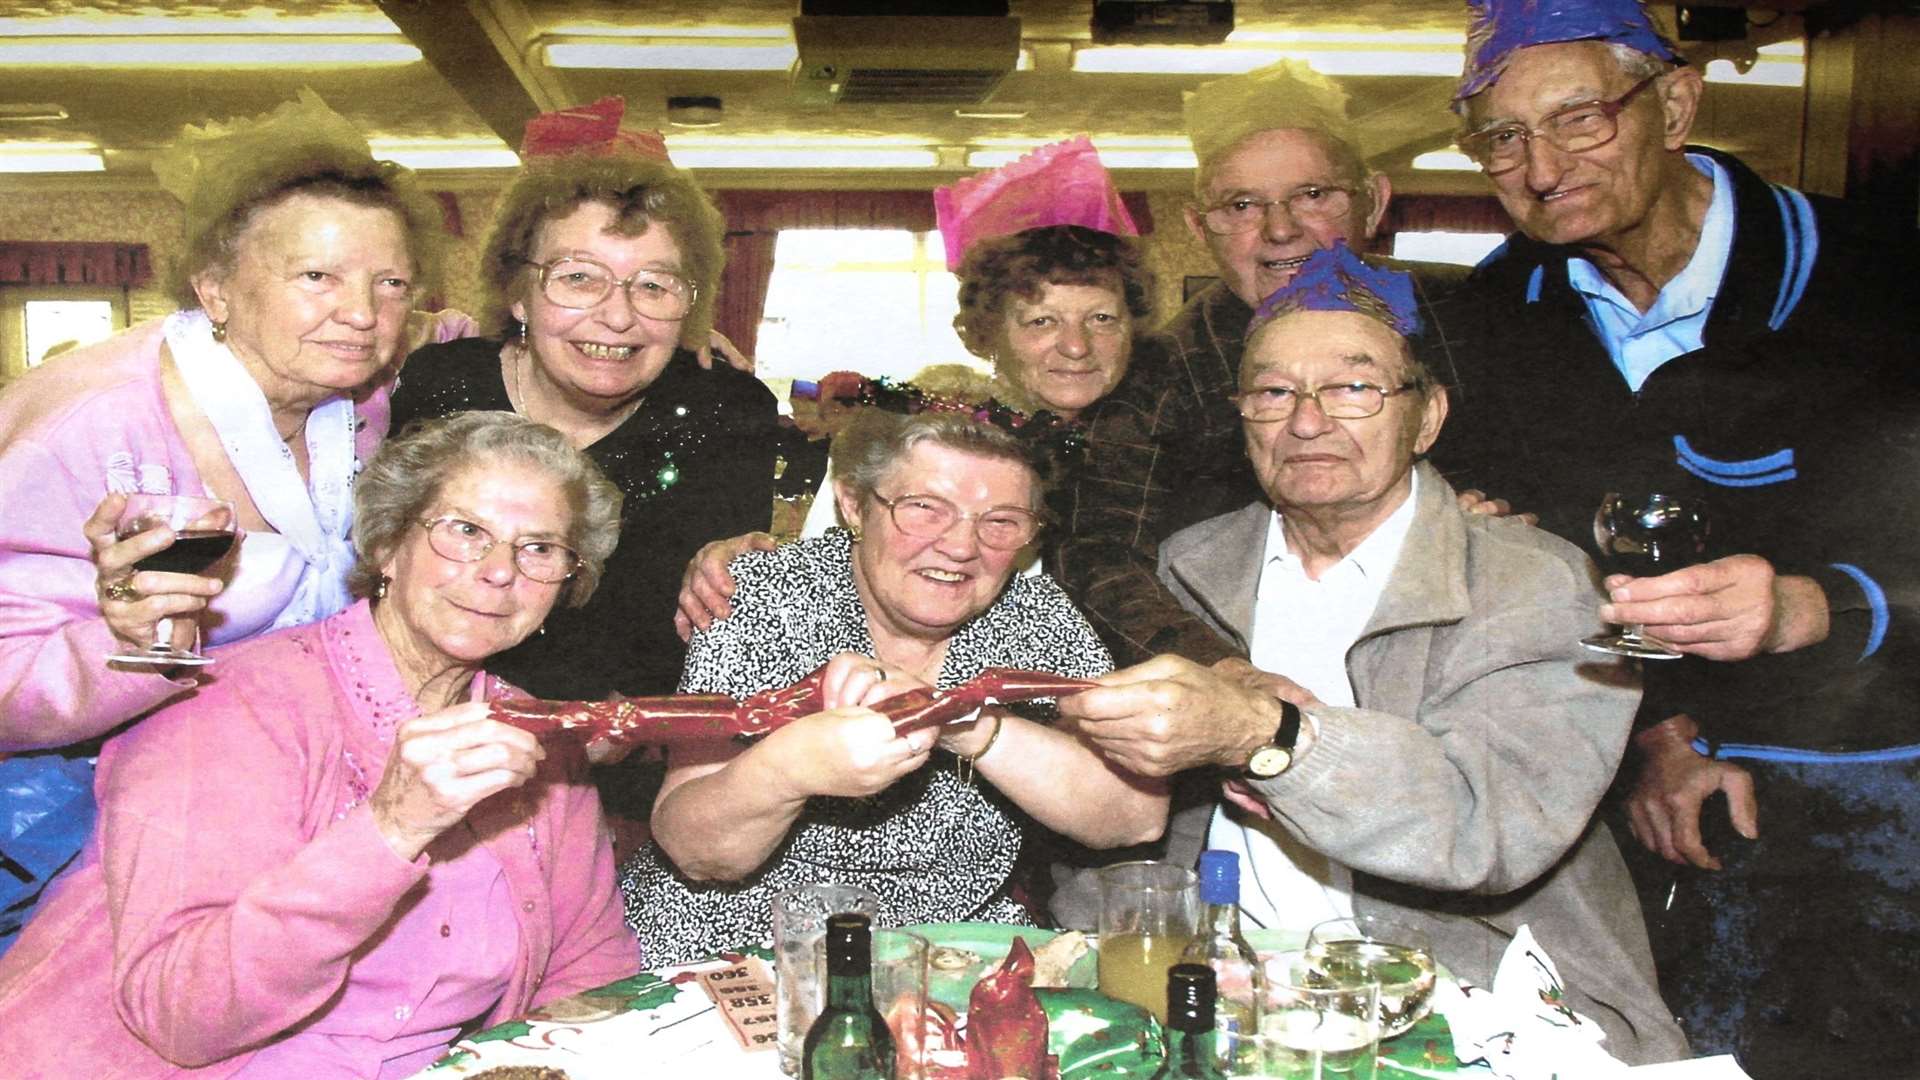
left=479, top=153, right=725, bottom=348
left=951, top=225, right=1154, bottom=360
left=170, top=158, right=443, bottom=312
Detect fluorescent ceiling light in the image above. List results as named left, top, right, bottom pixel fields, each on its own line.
left=1412, top=149, right=1479, bottom=171
left=544, top=39, right=797, bottom=71
left=369, top=140, right=519, bottom=171
left=0, top=143, right=103, bottom=172
left=547, top=24, right=790, bottom=39
left=0, top=16, right=400, bottom=35
left=1073, top=42, right=1463, bottom=77
left=0, top=37, right=420, bottom=66
left=671, top=146, right=938, bottom=169
left=1228, top=29, right=1465, bottom=45
left=968, top=147, right=1195, bottom=169
left=1702, top=58, right=1803, bottom=86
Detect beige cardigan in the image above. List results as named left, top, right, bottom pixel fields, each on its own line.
left=1156, top=461, right=1690, bottom=1066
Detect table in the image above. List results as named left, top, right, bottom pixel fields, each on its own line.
left=414, top=942, right=1467, bottom=1079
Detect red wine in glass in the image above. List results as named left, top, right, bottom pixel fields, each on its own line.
left=1582, top=492, right=1710, bottom=659
left=133, top=530, right=237, bottom=576
left=106, top=494, right=238, bottom=668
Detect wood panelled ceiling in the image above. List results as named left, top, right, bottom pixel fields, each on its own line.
left=0, top=0, right=1811, bottom=191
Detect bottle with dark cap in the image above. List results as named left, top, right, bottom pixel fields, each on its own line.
left=802, top=913, right=896, bottom=1079
left=1150, top=963, right=1229, bottom=1078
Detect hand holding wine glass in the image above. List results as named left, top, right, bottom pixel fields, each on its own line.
left=1582, top=492, right=1710, bottom=659
left=91, top=492, right=237, bottom=668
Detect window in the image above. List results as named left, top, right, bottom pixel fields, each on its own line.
left=754, top=229, right=986, bottom=385
left=1391, top=231, right=1507, bottom=268
left=1, top=287, right=127, bottom=380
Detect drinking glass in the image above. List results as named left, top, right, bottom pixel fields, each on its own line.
left=867, top=928, right=931, bottom=1080
left=1304, top=916, right=1436, bottom=1040
left=1582, top=491, right=1710, bottom=659
left=105, top=493, right=238, bottom=668
left=1097, top=860, right=1200, bottom=1022
left=1233, top=950, right=1381, bottom=1079
left=772, top=883, right=882, bottom=1077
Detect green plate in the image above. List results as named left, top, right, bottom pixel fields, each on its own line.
left=903, top=921, right=1097, bottom=1012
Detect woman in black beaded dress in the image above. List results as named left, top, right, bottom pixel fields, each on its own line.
left=390, top=120, right=776, bottom=705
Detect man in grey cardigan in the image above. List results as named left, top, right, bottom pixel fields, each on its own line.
left=1060, top=245, right=1687, bottom=1066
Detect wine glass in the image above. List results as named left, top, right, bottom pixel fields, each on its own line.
left=1582, top=492, right=1710, bottom=660
left=105, top=493, right=238, bottom=668
left=1304, top=915, right=1437, bottom=1040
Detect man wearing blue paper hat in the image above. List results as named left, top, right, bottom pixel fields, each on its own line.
left=1063, top=245, right=1689, bottom=1067
left=1442, top=1, right=1920, bottom=1073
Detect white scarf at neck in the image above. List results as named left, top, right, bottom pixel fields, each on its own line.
left=164, top=310, right=357, bottom=631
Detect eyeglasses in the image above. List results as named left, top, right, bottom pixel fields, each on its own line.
left=871, top=492, right=1044, bottom=551
left=525, top=256, right=697, bottom=321
left=1234, top=380, right=1423, bottom=423
left=1197, top=185, right=1357, bottom=235
left=1459, top=74, right=1660, bottom=175
left=418, top=516, right=580, bottom=583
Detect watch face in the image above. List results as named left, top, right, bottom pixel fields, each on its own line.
left=1247, top=746, right=1292, bottom=779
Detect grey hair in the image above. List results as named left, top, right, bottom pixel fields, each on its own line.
left=350, top=410, right=624, bottom=608
left=830, top=411, right=1047, bottom=512
left=1193, top=126, right=1370, bottom=204
left=1453, top=43, right=1675, bottom=117
left=1242, top=311, right=1437, bottom=396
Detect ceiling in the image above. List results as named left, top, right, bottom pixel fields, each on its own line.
left=0, top=0, right=1813, bottom=193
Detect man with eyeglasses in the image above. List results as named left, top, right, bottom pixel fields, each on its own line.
left=1062, top=245, right=1688, bottom=1066
left=1440, top=1, right=1920, bottom=1071
left=1054, top=59, right=1469, bottom=673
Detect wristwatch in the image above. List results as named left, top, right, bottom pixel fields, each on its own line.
left=1243, top=700, right=1304, bottom=779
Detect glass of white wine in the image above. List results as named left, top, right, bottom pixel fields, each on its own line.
left=1235, top=950, right=1381, bottom=1080
left=1305, top=916, right=1437, bottom=1040
left=1096, top=861, right=1199, bottom=1022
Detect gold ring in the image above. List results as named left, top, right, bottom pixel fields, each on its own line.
left=872, top=665, right=887, bottom=681
left=102, top=578, right=142, bottom=603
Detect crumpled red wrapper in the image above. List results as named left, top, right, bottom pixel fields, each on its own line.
left=487, top=665, right=1097, bottom=747
left=965, top=937, right=1058, bottom=1080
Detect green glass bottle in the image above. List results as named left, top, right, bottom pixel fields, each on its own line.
left=1150, top=964, right=1229, bottom=1079
left=802, top=913, right=896, bottom=1080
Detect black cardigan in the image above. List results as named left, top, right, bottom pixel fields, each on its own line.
left=390, top=337, right=778, bottom=699
left=1432, top=146, right=1920, bottom=752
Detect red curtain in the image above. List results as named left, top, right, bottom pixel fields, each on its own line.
left=707, top=189, right=1157, bottom=357
left=1377, top=195, right=1513, bottom=239
left=0, top=241, right=151, bottom=287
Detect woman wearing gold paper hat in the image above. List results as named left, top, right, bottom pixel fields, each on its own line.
left=0, top=91, right=450, bottom=950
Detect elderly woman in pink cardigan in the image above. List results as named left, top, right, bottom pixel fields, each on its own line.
left=0, top=412, right=638, bottom=1077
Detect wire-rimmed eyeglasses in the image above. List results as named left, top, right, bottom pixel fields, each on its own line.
left=418, top=516, right=580, bottom=583
left=1196, top=184, right=1357, bottom=236
left=1459, top=74, right=1660, bottom=175
left=1234, top=380, right=1423, bottom=423
left=871, top=492, right=1044, bottom=551
left=524, top=256, right=697, bottom=320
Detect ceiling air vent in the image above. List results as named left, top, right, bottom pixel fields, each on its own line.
left=791, top=15, right=1022, bottom=106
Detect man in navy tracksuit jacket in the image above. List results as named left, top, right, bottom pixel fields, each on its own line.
left=1436, top=4, right=1920, bottom=1074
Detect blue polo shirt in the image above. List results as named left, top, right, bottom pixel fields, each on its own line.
left=1566, top=153, right=1735, bottom=392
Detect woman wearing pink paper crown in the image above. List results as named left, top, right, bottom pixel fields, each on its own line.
left=675, top=136, right=1155, bottom=627
left=390, top=97, right=778, bottom=706
left=620, top=409, right=1167, bottom=966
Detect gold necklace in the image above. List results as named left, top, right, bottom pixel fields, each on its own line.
left=510, top=341, right=646, bottom=439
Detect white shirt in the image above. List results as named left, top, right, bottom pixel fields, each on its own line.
left=1206, top=470, right=1423, bottom=933
left=1566, top=153, right=1735, bottom=392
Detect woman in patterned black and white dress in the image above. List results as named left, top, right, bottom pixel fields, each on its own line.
left=619, top=411, right=1168, bottom=965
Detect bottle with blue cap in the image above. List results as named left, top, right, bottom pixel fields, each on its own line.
left=1179, top=850, right=1266, bottom=1068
